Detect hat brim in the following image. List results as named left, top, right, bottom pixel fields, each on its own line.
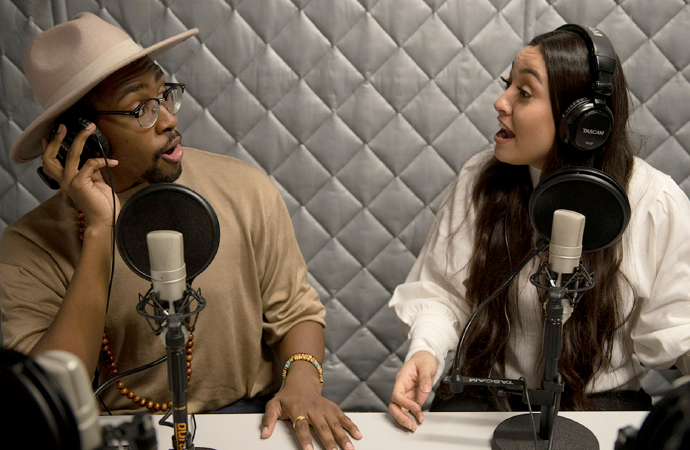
left=10, top=28, right=199, bottom=164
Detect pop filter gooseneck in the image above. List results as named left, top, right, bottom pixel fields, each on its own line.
left=529, top=166, right=630, bottom=252
left=115, top=183, right=220, bottom=284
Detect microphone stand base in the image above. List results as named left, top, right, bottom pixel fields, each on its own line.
left=491, top=414, right=598, bottom=450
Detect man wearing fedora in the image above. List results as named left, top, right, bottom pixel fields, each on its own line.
left=0, top=12, right=361, bottom=450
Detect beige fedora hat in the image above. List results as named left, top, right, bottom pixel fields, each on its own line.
left=10, top=12, right=199, bottom=164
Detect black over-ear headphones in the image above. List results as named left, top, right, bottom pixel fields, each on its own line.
left=557, top=24, right=617, bottom=152
left=37, top=114, right=111, bottom=190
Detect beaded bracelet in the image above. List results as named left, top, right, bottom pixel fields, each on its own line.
left=282, top=353, right=324, bottom=385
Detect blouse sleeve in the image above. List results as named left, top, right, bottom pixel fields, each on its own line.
left=389, top=151, right=490, bottom=383
left=629, top=173, right=690, bottom=373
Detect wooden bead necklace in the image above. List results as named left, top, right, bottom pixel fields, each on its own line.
left=78, top=209, right=194, bottom=412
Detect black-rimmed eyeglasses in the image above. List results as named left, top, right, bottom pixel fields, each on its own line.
left=93, top=83, right=185, bottom=129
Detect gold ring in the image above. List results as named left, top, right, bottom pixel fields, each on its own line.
left=292, top=415, right=308, bottom=429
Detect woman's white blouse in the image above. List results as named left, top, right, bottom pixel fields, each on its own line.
left=389, top=150, right=690, bottom=393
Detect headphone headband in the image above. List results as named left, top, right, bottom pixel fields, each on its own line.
left=557, top=24, right=617, bottom=152
left=557, top=24, right=616, bottom=97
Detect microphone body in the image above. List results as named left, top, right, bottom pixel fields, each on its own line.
left=548, top=210, right=585, bottom=322
left=548, top=209, right=585, bottom=285
left=147, top=230, right=187, bottom=313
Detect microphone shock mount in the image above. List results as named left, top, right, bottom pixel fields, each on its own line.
left=136, top=285, right=207, bottom=336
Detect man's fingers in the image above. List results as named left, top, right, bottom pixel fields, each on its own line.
left=72, top=157, right=119, bottom=182
left=43, top=124, right=65, bottom=159
left=293, top=416, right=314, bottom=450
left=311, top=417, right=341, bottom=450
left=339, top=414, right=362, bottom=440
left=328, top=417, right=358, bottom=450
left=40, top=126, right=66, bottom=182
left=260, top=401, right=281, bottom=439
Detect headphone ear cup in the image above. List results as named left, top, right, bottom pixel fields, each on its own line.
left=85, top=126, right=111, bottom=160
left=560, top=97, right=590, bottom=144
left=560, top=97, right=613, bottom=152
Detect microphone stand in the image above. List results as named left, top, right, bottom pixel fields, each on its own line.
left=540, top=287, right=565, bottom=441
left=137, top=287, right=216, bottom=450
left=444, top=260, right=599, bottom=449
left=166, top=315, right=191, bottom=450
left=488, top=284, right=598, bottom=449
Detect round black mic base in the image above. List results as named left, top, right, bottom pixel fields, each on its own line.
left=491, top=414, right=599, bottom=450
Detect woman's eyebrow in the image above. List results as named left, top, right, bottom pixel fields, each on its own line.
left=519, top=67, right=543, bottom=84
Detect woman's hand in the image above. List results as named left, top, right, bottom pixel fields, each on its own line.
left=389, top=350, right=438, bottom=431
left=41, top=123, right=120, bottom=229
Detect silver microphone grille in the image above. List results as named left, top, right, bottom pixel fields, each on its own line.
left=147, top=230, right=184, bottom=272
left=551, top=209, right=586, bottom=248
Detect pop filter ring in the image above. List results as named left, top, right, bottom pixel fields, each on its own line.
left=115, top=183, right=221, bottom=283
left=529, top=166, right=630, bottom=252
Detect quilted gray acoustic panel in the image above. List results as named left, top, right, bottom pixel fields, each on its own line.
left=1, top=0, right=689, bottom=412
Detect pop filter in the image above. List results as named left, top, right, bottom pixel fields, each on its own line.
left=529, top=167, right=630, bottom=252
left=115, top=183, right=220, bottom=283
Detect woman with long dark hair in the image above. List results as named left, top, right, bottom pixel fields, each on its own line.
left=388, top=25, right=690, bottom=431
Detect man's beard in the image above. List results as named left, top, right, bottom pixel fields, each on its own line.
left=142, top=162, right=182, bottom=184
left=142, top=132, right=183, bottom=184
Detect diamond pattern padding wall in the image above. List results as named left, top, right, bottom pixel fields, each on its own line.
left=1, top=0, right=689, bottom=411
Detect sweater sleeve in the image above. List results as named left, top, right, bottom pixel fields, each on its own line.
left=0, top=225, right=71, bottom=353
left=258, top=190, right=326, bottom=346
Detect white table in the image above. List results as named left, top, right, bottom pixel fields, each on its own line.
left=101, top=411, right=648, bottom=449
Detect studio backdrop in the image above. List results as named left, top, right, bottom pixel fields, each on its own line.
left=1, top=0, right=689, bottom=411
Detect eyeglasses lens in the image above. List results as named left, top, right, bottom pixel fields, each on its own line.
left=163, top=85, right=183, bottom=114
left=138, top=99, right=160, bottom=128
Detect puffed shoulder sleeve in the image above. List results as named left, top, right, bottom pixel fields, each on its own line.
left=629, top=173, right=690, bottom=373
left=389, top=150, right=490, bottom=383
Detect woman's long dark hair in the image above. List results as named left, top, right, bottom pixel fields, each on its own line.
left=455, top=29, right=635, bottom=410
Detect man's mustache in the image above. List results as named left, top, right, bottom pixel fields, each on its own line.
left=153, top=130, right=182, bottom=159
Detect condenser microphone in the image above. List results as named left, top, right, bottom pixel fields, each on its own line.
left=549, top=209, right=585, bottom=286
left=548, top=209, right=585, bottom=322
left=147, top=230, right=187, bottom=313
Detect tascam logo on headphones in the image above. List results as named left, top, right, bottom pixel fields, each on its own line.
left=583, top=128, right=605, bottom=135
